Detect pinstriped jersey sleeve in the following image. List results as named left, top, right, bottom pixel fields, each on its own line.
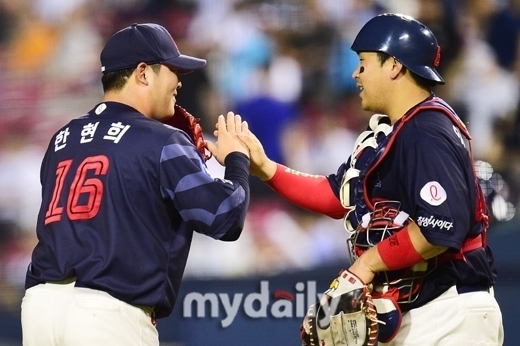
left=158, top=130, right=248, bottom=239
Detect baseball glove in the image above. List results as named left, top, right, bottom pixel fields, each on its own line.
left=301, top=270, right=379, bottom=346
left=163, top=104, right=211, bottom=161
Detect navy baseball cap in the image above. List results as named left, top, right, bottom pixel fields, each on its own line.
left=100, top=23, right=207, bottom=74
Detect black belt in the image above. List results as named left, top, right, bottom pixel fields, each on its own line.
left=456, top=284, right=490, bottom=294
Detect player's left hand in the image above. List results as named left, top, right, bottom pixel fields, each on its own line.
left=301, top=269, right=379, bottom=346
left=205, top=112, right=250, bottom=165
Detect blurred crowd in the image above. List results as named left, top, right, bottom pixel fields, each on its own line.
left=1, top=0, right=520, bottom=312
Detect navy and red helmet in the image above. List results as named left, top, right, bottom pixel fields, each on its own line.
left=351, top=13, right=444, bottom=84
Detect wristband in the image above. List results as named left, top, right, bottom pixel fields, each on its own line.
left=377, top=227, right=424, bottom=271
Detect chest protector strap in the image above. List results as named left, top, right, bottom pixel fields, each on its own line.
left=354, top=97, right=488, bottom=259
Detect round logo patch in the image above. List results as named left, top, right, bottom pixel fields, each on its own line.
left=420, top=181, right=447, bottom=206
left=95, top=103, right=107, bottom=115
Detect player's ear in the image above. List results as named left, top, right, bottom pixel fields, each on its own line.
left=135, top=62, right=150, bottom=85
left=390, top=58, right=404, bottom=80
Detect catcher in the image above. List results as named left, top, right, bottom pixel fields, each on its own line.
left=237, top=13, right=503, bottom=346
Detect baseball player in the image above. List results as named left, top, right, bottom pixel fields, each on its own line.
left=238, top=14, right=503, bottom=345
left=21, top=23, right=250, bottom=346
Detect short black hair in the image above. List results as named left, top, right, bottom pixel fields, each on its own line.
left=376, top=52, right=436, bottom=88
left=101, top=64, right=162, bottom=93
left=101, top=68, right=135, bottom=93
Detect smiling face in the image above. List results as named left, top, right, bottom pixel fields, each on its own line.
left=351, top=52, right=392, bottom=114
left=148, top=64, right=182, bottom=121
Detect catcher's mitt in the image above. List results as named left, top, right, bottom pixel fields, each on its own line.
left=301, top=270, right=379, bottom=346
left=163, top=104, right=211, bottom=161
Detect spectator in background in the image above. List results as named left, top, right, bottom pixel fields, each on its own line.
left=234, top=50, right=301, bottom=166
left=188, top=0, right=274, bottom=109
left=415, top=0, right=462, bottom=79
left=325, top=0, right=384, bottom=96
left=478, top=0, right=520, bottom=74
left=446, top=0, right=519, bottom=160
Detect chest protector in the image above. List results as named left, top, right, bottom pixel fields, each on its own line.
left=343, top=97, right=489, bottom=305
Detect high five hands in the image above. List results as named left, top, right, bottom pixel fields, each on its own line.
left=205, top=112, right=250, bottom=165
left=206, top=113, right=276, bottom=181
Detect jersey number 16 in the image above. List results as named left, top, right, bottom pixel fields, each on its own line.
left=44, top=155, right=109, bottom=225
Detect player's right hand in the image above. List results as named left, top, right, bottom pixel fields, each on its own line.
left=236, top=122, right=277, bottom=181
left=205, top=112, right=250, bottom=166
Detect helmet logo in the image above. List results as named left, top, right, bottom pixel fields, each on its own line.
left=433, top=46, right=441, bottom=67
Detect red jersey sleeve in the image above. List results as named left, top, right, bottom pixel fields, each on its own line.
left=265, top=164, right=347, bottom=219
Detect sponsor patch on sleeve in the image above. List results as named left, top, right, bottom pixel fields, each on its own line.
left=420, top=181, right=447, bottom=206
left=416, top=214, right=454, bottom=233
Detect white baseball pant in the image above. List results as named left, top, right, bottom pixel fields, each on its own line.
left=21, top=282, right=159, bottom=346
left=380, top=285, right=503, bottom=346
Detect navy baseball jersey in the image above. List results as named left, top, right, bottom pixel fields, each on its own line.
left=25, top=102, right=250, bottom=318
left=329, top=96, right=497, bottom=311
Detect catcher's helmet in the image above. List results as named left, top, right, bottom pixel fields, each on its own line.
left=351, top=13, right=444, bottom=84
